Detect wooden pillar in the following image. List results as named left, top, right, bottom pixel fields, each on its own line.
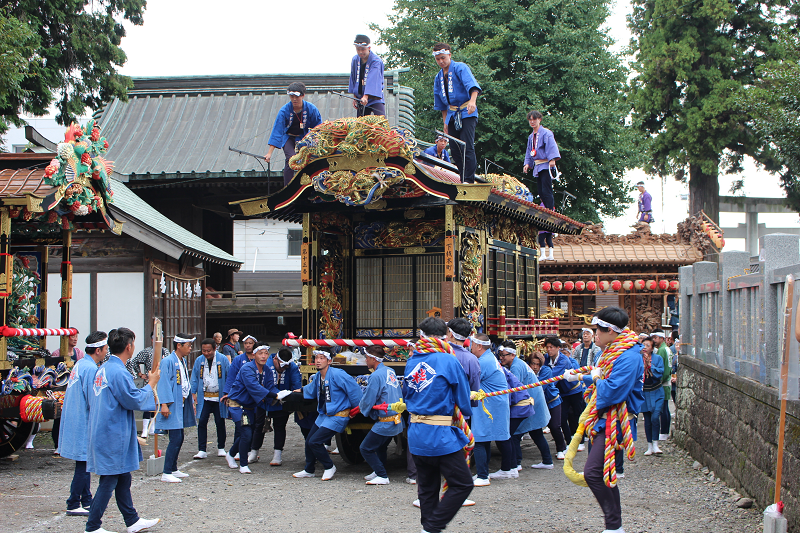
left=38, top=245, right=48, bottom=349
left=60, top=229, right=72, bottom=362
left=0, top=208, right=11, bottom=370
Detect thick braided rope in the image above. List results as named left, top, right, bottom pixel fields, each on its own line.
left=20, top=395, right=45, bottom=423
left=564, top=328, right=638, bottom=488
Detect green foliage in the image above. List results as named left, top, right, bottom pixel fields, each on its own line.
left=742, top=32, right=800, bottom=212
left=0, top=0, right=145, bottom=142
left=0, top=8, right=39, bottom=145
left=373, top=0, right=642, bottom=222
left=628, top=0, right=789, bottom=221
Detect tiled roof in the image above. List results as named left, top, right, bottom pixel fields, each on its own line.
left=107, top=178, right=242, bottom=269
left=95, top=72, right=415, bottom=180
left=542, top=242, right=703, bottom=267
left=0, top=169, right=56, bottom=198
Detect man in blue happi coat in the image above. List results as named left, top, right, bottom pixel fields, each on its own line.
left=225, top=344, right=277, bottom=474
left=432, top=42, right=481, bottom=184
left=155, top=333, right=197, bottom=483
left=359, top=345, right=404, bottom=485
left=265, top=348, right=302, bottom=466
left=288, top=348, right=361, bottom=481
left=222, top=335, right=259, bottom=461
left=544, top=336, right=585, bottom=449
left=59, top=331, right=107, bottom=517
left=190, top=338, right=229, bottom=460
left=422, top=135, right=451, bottom=166
left=468, top=333, right=511, bottom=486
left=404, top=317, right=474, bottom=533
left=221, top=329, right=243, bottom=362
left=85, top=327, right=160, bottom=533
left=349, top=34, right=385, bottom=117
left=265, top=82, right=323, bottom=186
left=523, top=110, right=561, bottom=209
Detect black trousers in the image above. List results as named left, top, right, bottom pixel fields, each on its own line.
left=561, top=393, right=586, bottom=441
left=547, top=403, right=567, bottom=452
left=585, top=431, right=624, bottom=530
left=447, top=116, right=477, bottom=183
left=536, top=168, right=555, bottom=208
left=250, top=407, right=267, bottom=452
left=269, top=411, right=291, bottom=450
left=414, top=450, right=474, bottom=533
left=357, top=101, right=386, bottom=117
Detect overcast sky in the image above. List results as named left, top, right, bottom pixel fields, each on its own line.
left=20, top=0, right=799, bottom=248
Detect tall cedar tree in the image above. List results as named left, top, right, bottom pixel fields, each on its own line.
left=0, top=0, right=145, bottom=141
left=742, top=32, right=800, bottom=211
left=628, top=0, right=790, bottom=223
left=374, top=0, right=641, bottom=222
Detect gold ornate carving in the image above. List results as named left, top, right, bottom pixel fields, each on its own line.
left=328, top=155, right=386, bottom=173
left=365, top=200, right=387, bottom=210
left=302, top=285, right=309, bottom=307
left=111, top=220, right=124, bottom=236
left=460, top=232, right=484, bottom=332
left=404, top=209, right=425, bottom=220
left=404, top=161, right=416, bottom=175
left=455, top=184, right=492, bottom=202
left=300, top=173, right=311, bottom=185
left=403, top=246, right=425, bottom=254
left=26, top=197, right=44, bottom=212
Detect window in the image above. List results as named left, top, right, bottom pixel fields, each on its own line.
left=287, top=229, right=302, bottom=256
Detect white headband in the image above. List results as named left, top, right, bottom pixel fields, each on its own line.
left=254, top=345, right=270, bottom=353
left=500, top=347, right=517, bottom=355
left=469, top=336, right=491, bottom=346
left=86, top=338, right=107, bottom=348
left=276, top=357, right=291, bottom=367
left=448, top=328, right=466, bottom=341
left=581, top=328, right=593, bottom=334
left=364, top=351, right=384, bottom=362
left=354, top=42, right=369, bottom=47
left=432, top=49, right=451, bottom=57
left=313, top=349, right=331, bottom=360
left=591, top=317, right=622, bottom=333
left=287, top=91, right=302, bottom=96
left=174, top=335, right=196, bottom=344
left=651, top=332, right=666, bottom=338
left=242, top=335, right=257, bottom=344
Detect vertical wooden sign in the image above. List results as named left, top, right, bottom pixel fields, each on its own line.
left=445, top=235, right=455, bottom=279
left=301, top=242, right=311, bottom=282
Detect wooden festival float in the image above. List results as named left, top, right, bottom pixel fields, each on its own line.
left=0, top=122, right=122, bottom=457
left=539, top=213, right=723, bottom=339
left=233, top=116, right=585, bottom=463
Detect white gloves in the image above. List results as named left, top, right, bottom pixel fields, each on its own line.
left=591, top=368, right=603, bottom=381
left=564, top=369, right=580, bottom=382
left=276, top=390, right=292, bottom=401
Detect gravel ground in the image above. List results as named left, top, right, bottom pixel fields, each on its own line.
left=1, top=417, right=763, bottom=533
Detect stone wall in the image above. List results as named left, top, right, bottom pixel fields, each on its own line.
left=676, top=355, right=800, bottom=530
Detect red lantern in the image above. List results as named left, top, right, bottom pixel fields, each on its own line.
left=599, top=280, right=609, bottom=291
left=634, top=279, right=645, bottom=290
left=658, top=279, right=668, bottom=291
left=564, top=281, right=575, bottom=291
left=586, top=281, right=597, bottom=291
left=646, top=280, right=657, bottom=290
left=542, top=281, right=551, bottom=292
left=669, top=280, right=679, bottom=291
left=622, top=280, right=633, bottom=291
left=552, top=281, right=563, bottom=292
left=611, top=280, right=621, bottom=291
left=575, top=281, right=586, bottom=291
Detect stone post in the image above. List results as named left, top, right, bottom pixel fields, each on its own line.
left=719, top=250, right=750, bottom=370
left=678, top=265, right=693, bottom=356
left=761, top=233, right=800, bottom=386
left=692, top=261, right=718, bottom=364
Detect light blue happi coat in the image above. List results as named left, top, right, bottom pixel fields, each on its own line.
left=471, top=350, right=510, bottom=442
left=189, top=351, right=230, bottom=418
left=302, top=367, right=362, bottom=433
left=58, top=356, right=98, bottom=461
left=87, top=355, right=156, bottom=475
left=155, top=351, right=197, bottom=431
left=359, top=363, right=404, bottom=437
left=509, top=357, right=550, bottom=433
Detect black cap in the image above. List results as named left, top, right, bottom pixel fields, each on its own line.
left=354, top=34, right=370, bottom=46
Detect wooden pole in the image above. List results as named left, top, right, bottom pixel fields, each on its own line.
left=0, top=208, right=11, bottom=371
left=60, top=229, right=72, bottom=364
left=774, top=274, right=793, bottom=504
left=38, top=245, right=48, bottom=349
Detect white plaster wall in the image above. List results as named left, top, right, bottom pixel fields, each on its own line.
left=96, top=273, right=145, bottom=349
left=46, top=273, right=91, bottom=351
left=233, top=219, right=302, bottom=272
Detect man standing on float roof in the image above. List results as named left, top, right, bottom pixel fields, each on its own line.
left=432, top=42, right=481, bottom=184
left=349, top=34, right=385, bottom=117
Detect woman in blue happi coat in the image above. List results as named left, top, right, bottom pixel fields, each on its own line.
left=59, top=331, right=107, bottom=516
left=155, top=333, right=197, bottom=483
left=265, top=348, right=302, bottom=466
left=358, top=346, right=405, bottom=485
left=468, top=334, right=511, bottom=486
left=189, top=338, right=230, bottom=460
left=285, top=349, right=361, bottom=481
left=85, top=328, right=160, bottom=533
left=529, top=351, right=565, bottom=465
